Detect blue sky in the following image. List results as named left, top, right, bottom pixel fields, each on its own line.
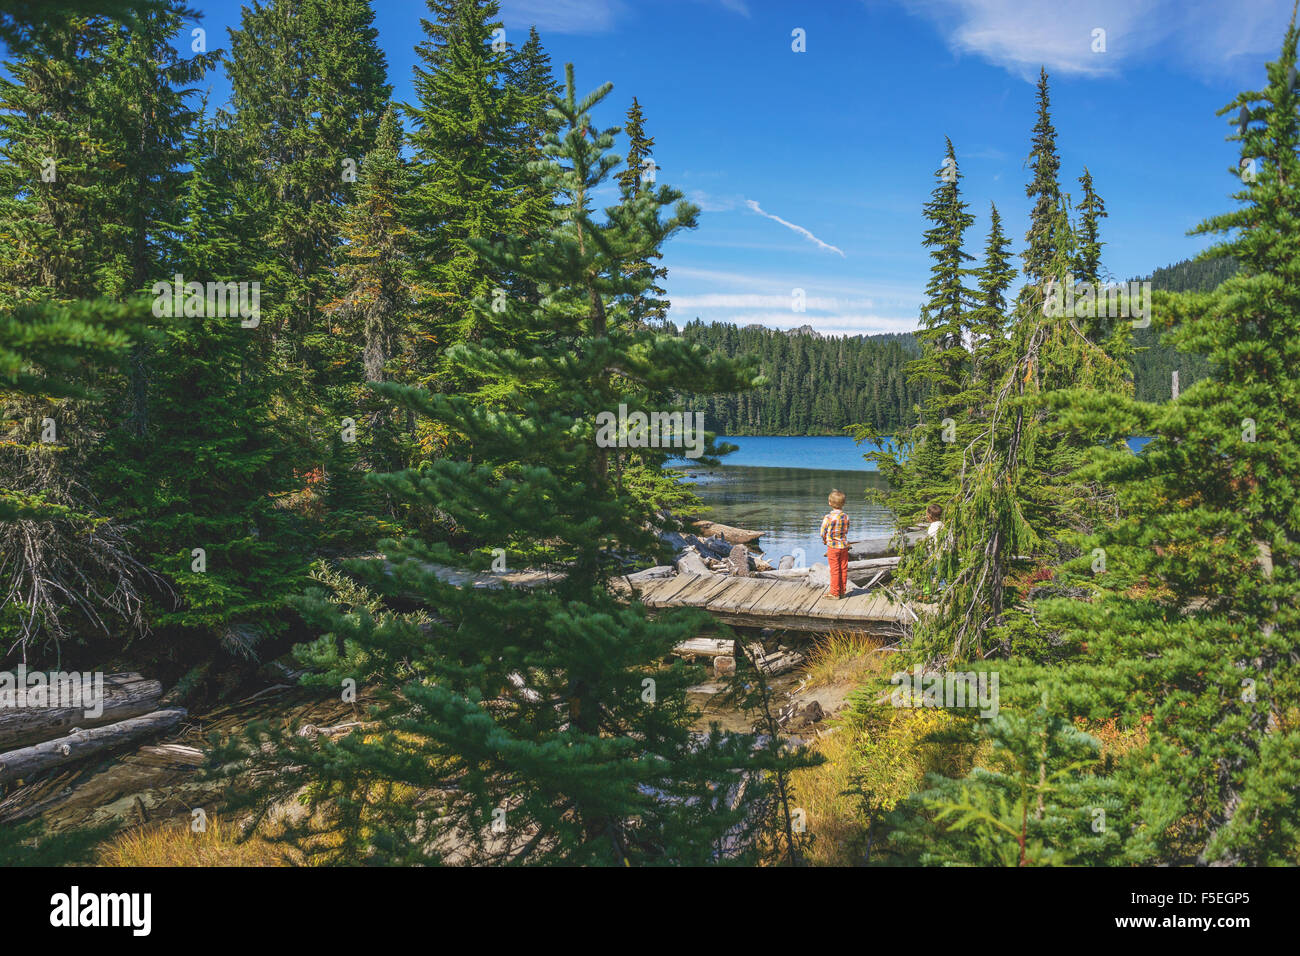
left=190, top=0, right=1298, bottom=336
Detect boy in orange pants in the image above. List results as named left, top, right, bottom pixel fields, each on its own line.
left=819, top=489, right=850, bottom=599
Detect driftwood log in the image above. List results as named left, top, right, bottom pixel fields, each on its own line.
left=692, top=521, right=762, bottom=545
left=674, top=547, right=713, bottom=576
left=756, top=556, right=899, bottom=581
left=622, top=564, right=675, bottom=585
left=0, top=708, right=187, bottom=785
left=0, top=672, right=162, bottom=750
left=848, top=532, right=924, bottom=560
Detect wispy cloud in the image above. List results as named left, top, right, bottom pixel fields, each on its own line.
left=900, top=0, right=1296, bottom=81
left=498, top=0, right=626, bottom=34
left=664, top=268, right=922, bottom=336
left=686, top=190, right=739, bottom=213
left=743, top=199, right=846, bottom=257
left=716, top=0, right=751, bottom=16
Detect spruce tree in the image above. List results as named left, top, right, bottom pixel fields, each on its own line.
left=0, top=3, right=203, bottom=654
left=326, top=105, right=417, bottom=515
left=967, top=203, right=1016, bottom=399
left=100, top=111, right=308, bottom=663
left=221, top=0, right=391, bottom=441
left=232, top=67, right=815, bottom=866
left=618, top=97, right=671, bottom=328
left=403, top=0, right=537, bottom=399
left=1035, top=12, right=1300, bottom=864
left=1021, top=68, right=1062, bottom=295
left=1072, top=167, right=1106, bottom=285
left=868, top=138, right=976, bottom=529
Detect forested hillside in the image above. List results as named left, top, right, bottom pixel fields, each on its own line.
left=674, top=254, right=1236, bottom=435
left=675, top=321, right=921, bottom=434
left=1129, top=255, right=1235, bottom=402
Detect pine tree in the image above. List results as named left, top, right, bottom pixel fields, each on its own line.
left=1035, top=11, right=1300, bottom=864
left=99, top=111, right=309, bottom=664
left=618, top=97, right=671, bottom=328
left=231, top=67, right=815, bottom=866
left=886, top=695, right=1124, bottom=866
left=403, top=0, right=537, bottom=400
left=868, top=138, right=976, bottom=527
left=327, top=105, right=417, bottom=493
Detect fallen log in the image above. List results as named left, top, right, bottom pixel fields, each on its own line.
left=691, top=521, right=763, bottom=545
left=0, top=708, right=187, bottom=785
left=660, top=529, right=732, bottom=560
left=0, top=672, right=162, bottom=750
left=674, top=547, right=715, bottom=576
left=673, top=637, right=736, bottom=659
left=755, top=556, right=899, bottom=580
left=622, top=564, right=675, bottom=584
left=848, top=532, right=924, bottom=560
left=745, top=643, right=805, bottom=676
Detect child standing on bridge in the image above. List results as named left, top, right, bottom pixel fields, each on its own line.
left=820, top=489, right=850, bottom=599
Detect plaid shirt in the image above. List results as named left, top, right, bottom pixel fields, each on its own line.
left=820, top=509, right=850, bottom=549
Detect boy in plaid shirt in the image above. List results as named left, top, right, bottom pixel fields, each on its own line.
left=819, top=489, right=850, bottom=599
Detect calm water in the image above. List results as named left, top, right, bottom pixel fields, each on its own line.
left=672, top=434, right=1150, bottom=565
left=675, top=436, right=892, bottom=565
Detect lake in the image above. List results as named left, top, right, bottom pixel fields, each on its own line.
left=674, top=435, right=892, bottom=565
left=672, top=434, right=1151, bottom=565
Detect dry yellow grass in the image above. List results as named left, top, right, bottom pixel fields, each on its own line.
left=98, top=815, right=299, bottom=867
left=792, top=679, right=979, bottom=866
left=801, top=630, right=892, bottom=688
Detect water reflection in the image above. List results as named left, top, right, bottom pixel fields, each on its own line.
left=678, top=464, right=893, bottom=564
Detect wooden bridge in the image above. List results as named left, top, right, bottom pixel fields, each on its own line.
left=614, top=572, right=914, bottom=634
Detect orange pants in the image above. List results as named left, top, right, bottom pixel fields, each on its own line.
left=827, top=546, right=849, bottom=597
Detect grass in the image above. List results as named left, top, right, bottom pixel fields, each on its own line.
left=801, top=630, right=892, bottom=689
left=98, top=815, right=299, bottom=867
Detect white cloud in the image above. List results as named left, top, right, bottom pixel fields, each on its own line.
left=744, top=199, right=846, bottom=257
left=900, top=0, right=1297, bottom=81
left=686, top=190, right=738, bottom=212
left=672, top=293, right=876, bottom=311
left=717, top=0, right=751, bottom=16
left=497, top=0, right=626, bottom=34
left=664, top=270, right=923, bottom=336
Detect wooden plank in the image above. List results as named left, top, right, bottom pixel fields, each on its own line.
left=804, top=591, right=845, bottom=620
left=673, top=637, right=735, bottom=658
left=789, top=584, right=828, bottom=614
left=710, top=579, right=763, bottom=612
left=749, top=580, right=806, bottom=615
left=697, top=577, right=751, bottom=610
left=734, top=578, right=783, bottom=613
left=644, top=573, right=710, bottom=606
left=677, top=574, right=738, bottom=607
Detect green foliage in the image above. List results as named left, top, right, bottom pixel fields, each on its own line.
left=681, top=322, right=922, bottom=435
left=887, top=699, right=1125, bottom=866
left=1033, top=16, right=1300, bottom=864
left=225, top=65, right=803, bottom=866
